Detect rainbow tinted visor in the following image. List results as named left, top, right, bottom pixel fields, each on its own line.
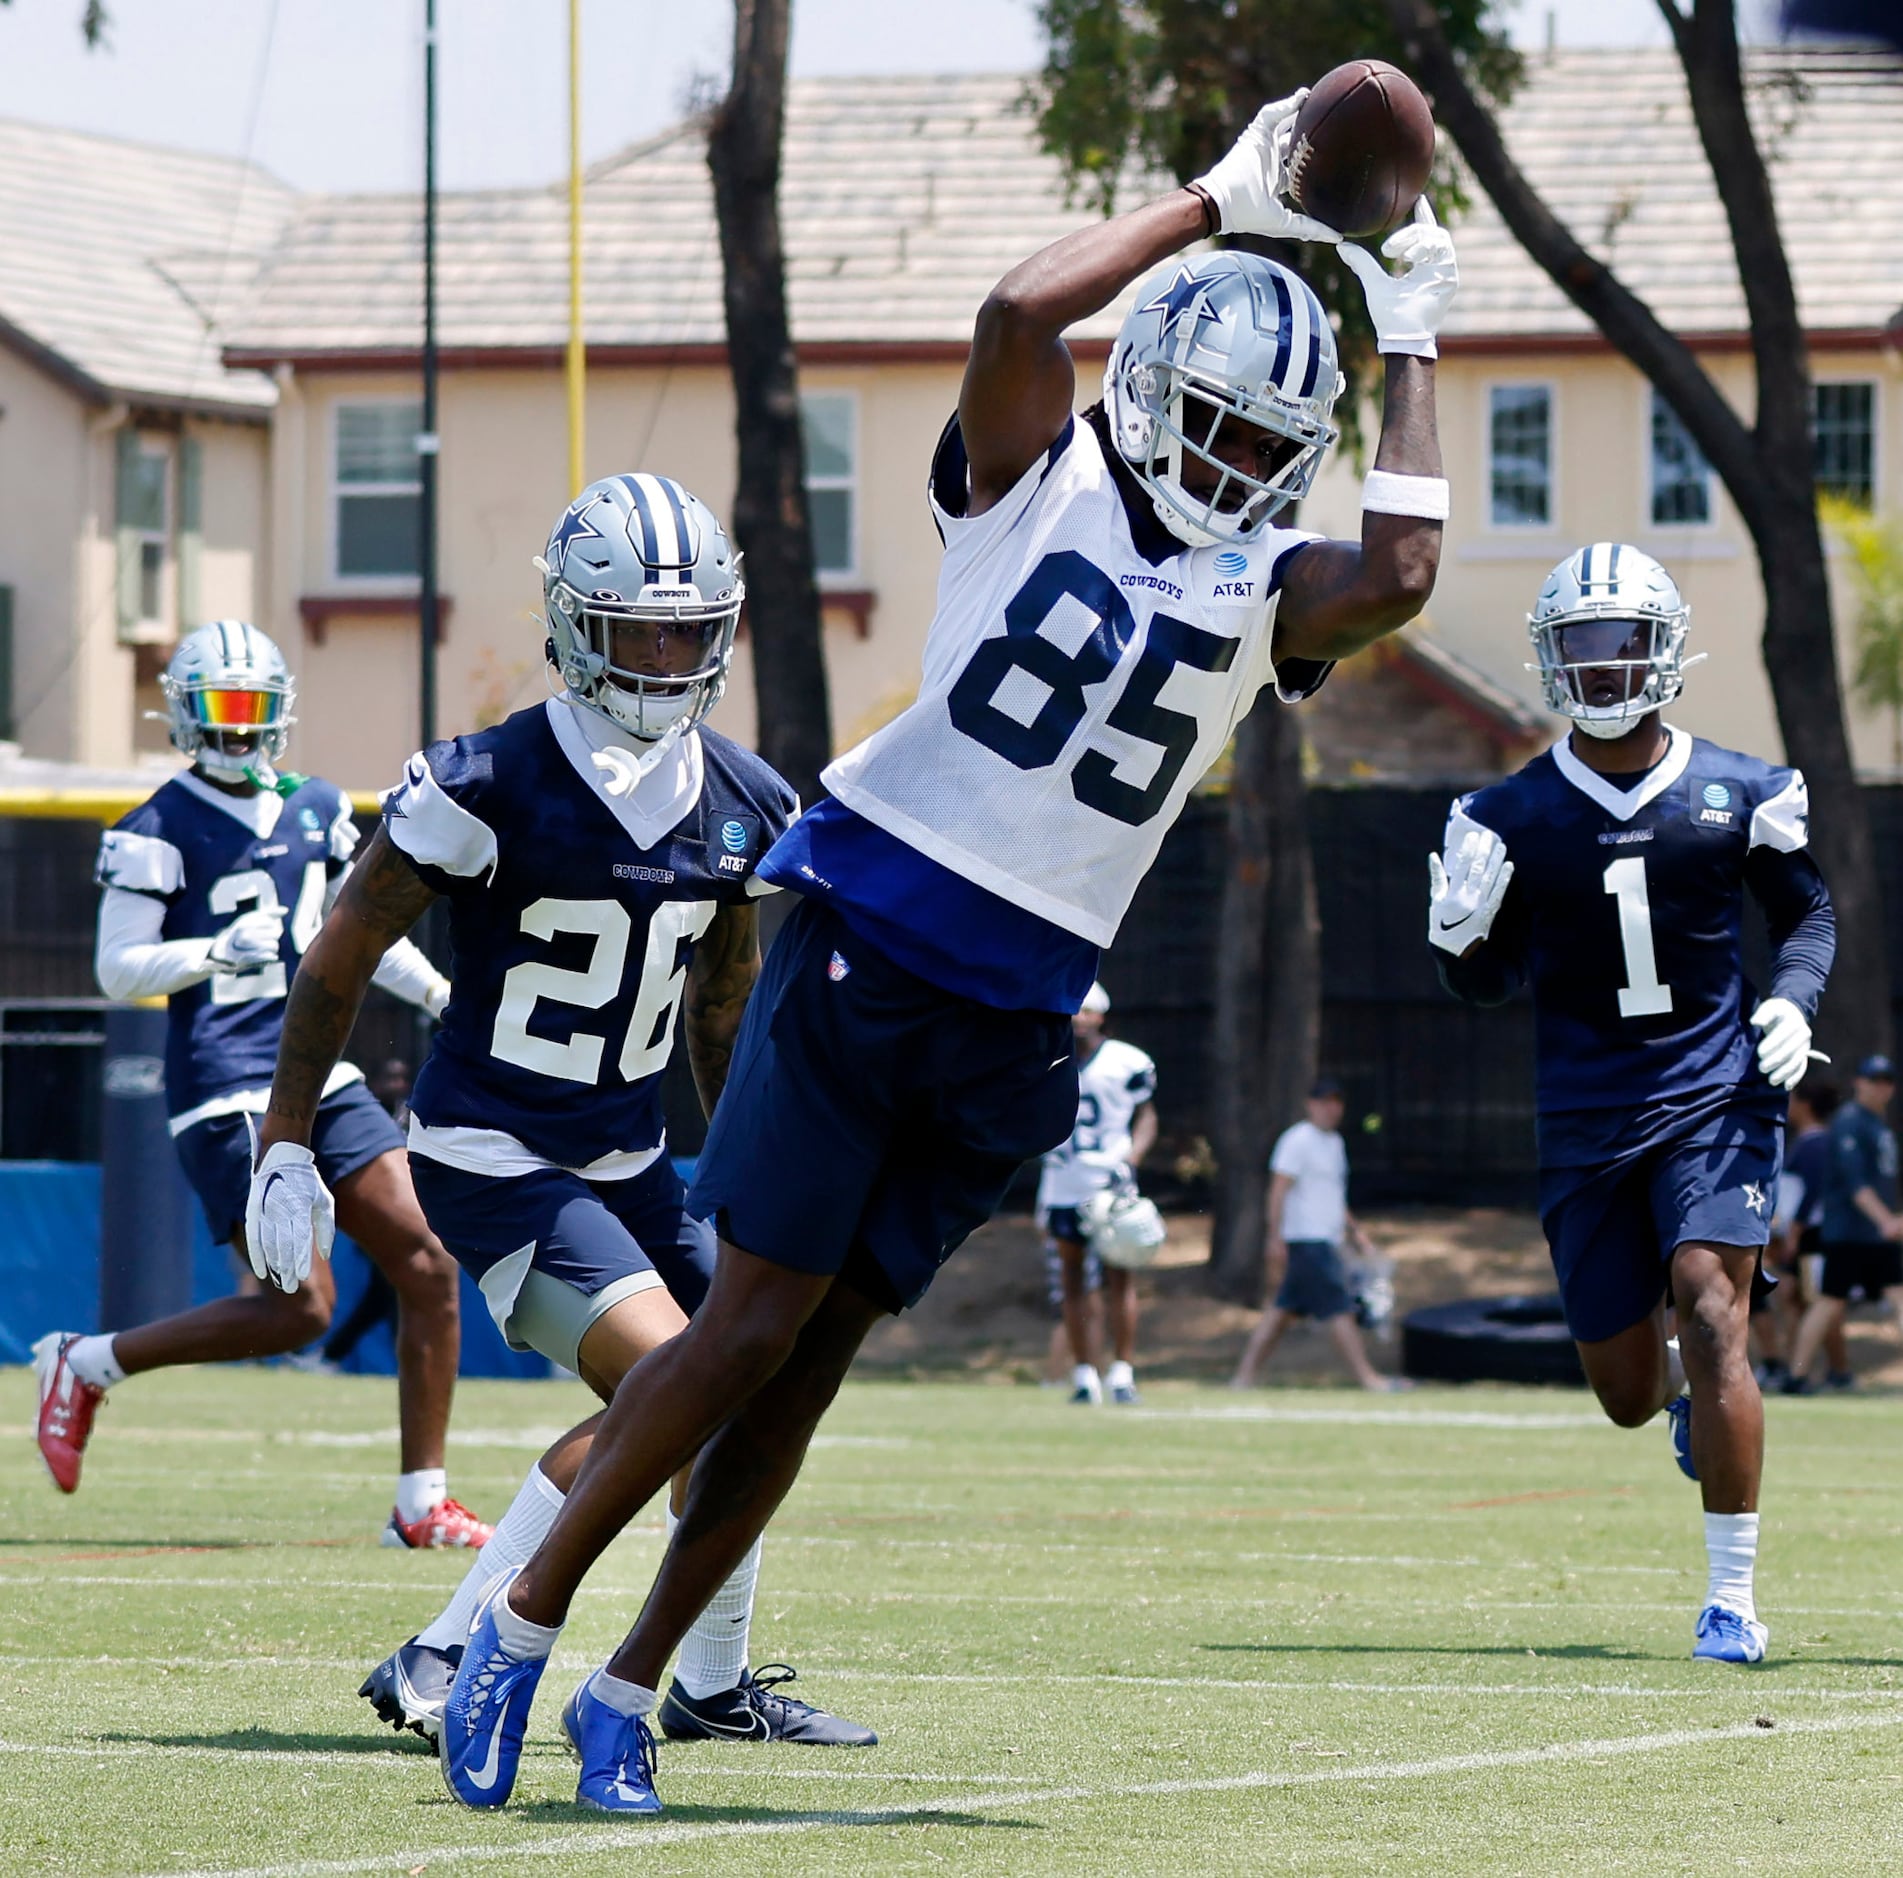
left=180, top=685, right=289, bottom=731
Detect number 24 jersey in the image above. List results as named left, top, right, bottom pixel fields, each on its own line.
left=1446, top=728, right=1834, bottom=1147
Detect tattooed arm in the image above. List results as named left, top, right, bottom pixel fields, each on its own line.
left=260, top=826, right=440, bottom=1150
left=1272, top=355, right=1442, bottom=666
left=683, top=901, right=760, bottom=1119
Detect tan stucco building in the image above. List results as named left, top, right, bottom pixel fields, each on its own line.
left=4, top=50, right=1900, bottom=794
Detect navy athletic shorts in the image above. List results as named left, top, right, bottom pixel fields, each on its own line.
left=409, top=1151, right=715, bottom=1329
left=176, top=1079, right=403, bottom=1246
left=689, top=897, right=1079, bottom=1313
left=1538, top=1102, right=1783, bottom=1344
left=1274, top=1239, right=1356, bottom=1321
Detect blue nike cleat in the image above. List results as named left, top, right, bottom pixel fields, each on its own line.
left=439, top=1585, right=547, bottom=1810
left=1666, top=1391, right=1698, bottom=1482
left=563, top=1674, right=664, bottom=1815
left=658, top=1663, right=878, bottom=1746
left=1693, top=1603, right=1768, bottom=1663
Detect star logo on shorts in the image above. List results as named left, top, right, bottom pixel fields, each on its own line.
left=1742, top=1182, right=1768, bottom=1215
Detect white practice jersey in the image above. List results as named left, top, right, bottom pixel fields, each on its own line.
left=1037, top=1037, right=1158, bottom=1209
left=822, top=415, right=1325, bottom=947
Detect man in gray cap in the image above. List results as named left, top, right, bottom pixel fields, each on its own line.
left=1788, top=1055, right=1903, bottom=1387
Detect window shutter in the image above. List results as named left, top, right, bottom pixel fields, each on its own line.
left=113, top=427, right=141, bottom=634
left=177, top=433, right=203, bottom=629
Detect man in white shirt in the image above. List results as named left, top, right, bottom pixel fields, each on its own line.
left=1035, top=982, right=1158, bottom=1404
left=1231, top=1078, right=1401, bottom=1391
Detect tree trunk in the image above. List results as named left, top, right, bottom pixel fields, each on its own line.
left=707, top=0, right=832, bottom=810
left=1383, top=0, right=1891, bottom=1055
left=1207, top=694, right=1320, bottom=1303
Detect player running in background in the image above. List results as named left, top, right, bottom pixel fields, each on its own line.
left=1430, top=545, right=1835, bottom=1664
left=402, top=87, right=1458, bottom=1816
left=1036, top=981, right=1157, bottom=1405
left=248, top=478, right=870, bottom=1763
left=33, top=622, right=486, bottom=1548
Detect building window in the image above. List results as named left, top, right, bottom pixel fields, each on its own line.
left=334, top=401, right=422, bottom=579
left=125, top=438, right=172, bottom=628
left=1489, top=385, right=1551, bottom=528
left=801, top=392, right=857, bottom=577
left=1813, top=382, right=1875, bottom=507
left=1649, top=389, right=1711, bottom=526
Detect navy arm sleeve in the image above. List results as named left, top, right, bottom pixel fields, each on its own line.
left=1435, top=879, right=1529, bottom=1009
left=1746, top=845, right=1835, bottom=1021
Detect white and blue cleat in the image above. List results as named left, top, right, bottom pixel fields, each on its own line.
left=439, top=1584, right=547, bottom=1809
left=561, top=1674, right=664, bottom=1815
left=1665, top=1391, right=1697, bottom=1482
left=1693, top=1603, right=1768, bottom=1663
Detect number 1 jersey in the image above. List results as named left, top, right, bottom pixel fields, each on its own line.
left=821, top=413, right=1323, bottom=948
left=384, top=700, right=796, bottom=1172
left=1443, top=728, right=1835, bottom=1163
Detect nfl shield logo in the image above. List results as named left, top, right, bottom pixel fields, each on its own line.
left=827, top=950, right=850, bottom=982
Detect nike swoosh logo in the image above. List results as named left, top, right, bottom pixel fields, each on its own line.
left=463, top=1686, right=515, bottom=1789
left=688, top=1709, right=771, bottom=1740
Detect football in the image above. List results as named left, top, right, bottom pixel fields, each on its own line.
left=1285, top=59, right=1437, bottom=239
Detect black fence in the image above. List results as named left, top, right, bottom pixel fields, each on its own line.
left=16, top=784, right=1903, bottom=1199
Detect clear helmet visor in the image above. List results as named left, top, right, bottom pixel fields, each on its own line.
left=1550, top=618, right=1659, bottom=710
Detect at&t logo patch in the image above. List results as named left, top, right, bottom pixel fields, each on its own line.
left=720, top=819, right=749, bottom=854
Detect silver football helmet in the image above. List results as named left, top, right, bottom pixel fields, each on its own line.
left=158, top=620, right=295, bottom=783
left=1527, top=543, right=1699, bottom=740
left=1104, top=251, right=1344, bottom=547
left=537, top=473, right=744, bottom=744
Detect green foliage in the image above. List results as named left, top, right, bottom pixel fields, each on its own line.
left=1825, top=495, right=1903, bottom=768
left=1034, top=0, right=1521, bottom=445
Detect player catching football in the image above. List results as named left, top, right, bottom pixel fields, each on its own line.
left=275, top=88, right=1460, bottom=1814
left=1430, top=544, right=1835, bottom=1664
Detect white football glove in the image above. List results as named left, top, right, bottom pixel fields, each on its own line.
left=1338, top=197, right=1459, bottom=358
left=1750, top=998, right=1817, bottom=1092
left=424, top=976, right=451, bottom=1021
left=207, top=906, right=286, bottom=973
left=244, top=1134, right=336, bottom=1293
left=1427, top=821, right=1513, bottom=956
left=1192, top=92, right=1343, bottom=245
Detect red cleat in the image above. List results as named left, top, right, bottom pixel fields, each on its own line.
left=32, top=1333, right=105, bottom=1494
left=381, top=1496, right=492, bottom=1549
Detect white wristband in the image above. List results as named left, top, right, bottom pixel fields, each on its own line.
left=1363, top=470, right=1450, bottom=520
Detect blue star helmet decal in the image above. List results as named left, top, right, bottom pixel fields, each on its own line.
left=546, top=496, right=607, bottom=578
left=1133, top=264, right=1228, bottom=362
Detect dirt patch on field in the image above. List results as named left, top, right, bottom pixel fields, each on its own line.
left=856, top=1207, right=1903, bottom=1388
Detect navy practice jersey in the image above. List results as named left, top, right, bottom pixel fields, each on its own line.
left=384, top=700, right=797, bottom=1169
left=1438, top=729, right=1835, bottom=1165
left=97, top=773, right=356, bottom=1119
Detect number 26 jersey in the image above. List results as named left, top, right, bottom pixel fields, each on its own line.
left=822, top=413, right=1323, bottom=948
left=1446, top=728, right=1833, bottom=1144
left=384, top=699, right=796, bottom=1172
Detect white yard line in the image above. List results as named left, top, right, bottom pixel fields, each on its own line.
left=131, top=1710, right=1903, bottom=1878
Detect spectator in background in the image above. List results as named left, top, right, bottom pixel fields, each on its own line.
left=318, top=1059, right=415, bottom=1370
left=1757, top=1079, right=1838, bottom=1391
left=1035, top=983, right=1157, bottom=1406
left=1787, top=1056, right=1903, bottom=1392
left=1231, top=1078, right=1404, bottom=1393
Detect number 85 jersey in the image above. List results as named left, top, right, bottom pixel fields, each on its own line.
left=821, top=414, right=1324, bottom=948
left=1441, top=728, right=1835, bottom=1148
left=385, top=699, right=796, bottom=1173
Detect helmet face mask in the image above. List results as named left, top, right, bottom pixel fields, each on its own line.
left=540, top=475, right=743, bottom=744
left=1106, top=253, right=1343, bottom=548
left=158, top=621, right=294, bottom=782
left=1527, top=544, right=1696, bottom=741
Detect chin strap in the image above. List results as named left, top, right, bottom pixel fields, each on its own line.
left=589, top=720, right=685, bottom=799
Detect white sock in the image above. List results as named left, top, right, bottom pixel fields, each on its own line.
left=395, top=1468, right=448, bottom=1526
left=65, top=1335, right=125, bottom=1390
left=667, top=1505, right=761, bottom=1700
left=588, top=1668, right=658, bottom=1718
left=1106, top=1360, right=1135, bottom=1391
left=490, top=1580, right=561, bottom=1663
left=1705, top=1511, right=1760, bottom=1621
left=1665, top=1338, right=1686, bottom=1397
left=418, top=1464, right=565, bottom=1652
left=1072, top=1363, right=1100, bottom=1391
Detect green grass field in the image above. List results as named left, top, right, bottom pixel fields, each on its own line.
left=3, top=1368, right=1901, bottom=1875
